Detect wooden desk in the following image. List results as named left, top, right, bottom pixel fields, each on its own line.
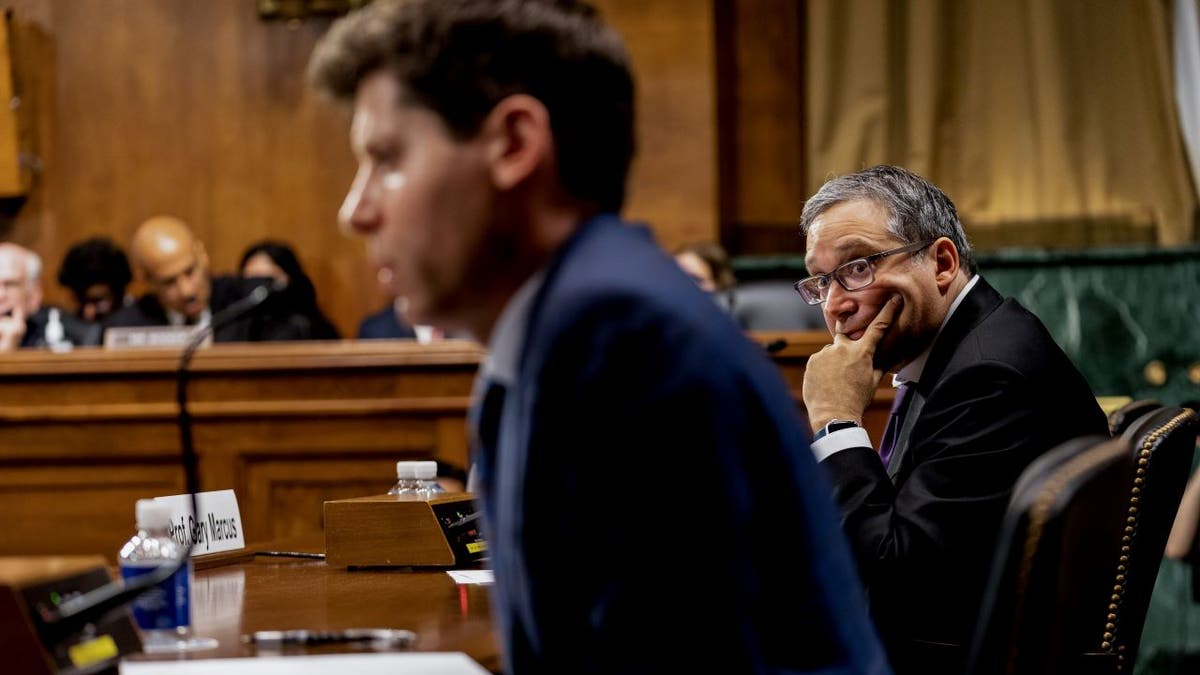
left=0, top=333, right=891, bottom=560
left=125, top=551, right=499, bottom=672
left=0, top=341, right=484, bottom=560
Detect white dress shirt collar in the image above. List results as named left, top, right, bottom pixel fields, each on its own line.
left=166, top=307, right=211, bottom=329
left=482, top=270, right=548, bottom=387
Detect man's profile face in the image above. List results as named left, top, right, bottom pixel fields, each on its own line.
left=338, top=70, right=495, bottom=330
left=805, top=199, right=942, bottom=372
left=144, top=245, right=210, bottom=321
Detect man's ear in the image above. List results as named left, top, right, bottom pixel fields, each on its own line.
left=27, top=282, right=43, bottom=314
left=195, top=242, right=210, bottom=274
left=480, top=94, right=553, bottom=192
left=931, top=237, right=960, bottom=291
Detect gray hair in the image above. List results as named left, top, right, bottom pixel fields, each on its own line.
left=25, top=250, right=41, bottom=284
left=799, top=165, right=976, bottom=275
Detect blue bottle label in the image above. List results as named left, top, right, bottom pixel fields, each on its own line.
left=120, top=562, right=191, bottom=631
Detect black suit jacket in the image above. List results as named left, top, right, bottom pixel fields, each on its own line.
left=20, top=306, right=102, bottom=348
left=105, top=275, right=311, bottom=342
left=821, top=277, right=1107, bottom=675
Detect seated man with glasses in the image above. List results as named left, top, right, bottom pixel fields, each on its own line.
left=0, top=242, right=102, bottom=351
left=797, top=165, right=1106, bottom=675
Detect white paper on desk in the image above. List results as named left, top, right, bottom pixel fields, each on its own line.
left=121, top=652, right=489, bottom=675
left=447, top=570, right=494, bottom=585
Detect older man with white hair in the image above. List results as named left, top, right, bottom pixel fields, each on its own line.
left=0, top=242, right=101, bottom=351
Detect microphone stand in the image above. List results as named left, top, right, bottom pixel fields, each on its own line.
left=35, top=283, right=277, bottom=646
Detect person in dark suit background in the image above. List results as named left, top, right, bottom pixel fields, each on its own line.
left=310, top=1, right=890, bottom=673
left=0, top=242, right=102, bottom=351
left=357, top=298, right=417, bottom=340
left=107, top=216, right=312, bottom=342
left=56, top=236, right=134, bottom=324
left=797, top=165, right=1107, bottom=674
left=239, top=240, right=341, bottom=340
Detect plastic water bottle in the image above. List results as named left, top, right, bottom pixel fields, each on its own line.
left=388, top=461, right=421, bottom=495
left=44, top=308, right=71, bottom=352
left=118, top=499, right=194, bottom=653
left=414, top=460, right=445, bottom=500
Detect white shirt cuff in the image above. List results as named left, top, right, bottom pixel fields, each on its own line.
left=811, top=426, right=873, bottom=463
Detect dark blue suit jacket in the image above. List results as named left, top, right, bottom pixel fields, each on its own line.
left=477, top=214, right=890, bottom=674
left=356, top=305, right=417, bottom=339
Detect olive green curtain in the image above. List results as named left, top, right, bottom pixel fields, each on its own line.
left=806, top=0, right=1197, bottom=245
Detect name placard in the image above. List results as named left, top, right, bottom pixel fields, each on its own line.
left=104, top=325, right=211, bottom=350
left=154, top=489, right=246, bottom=556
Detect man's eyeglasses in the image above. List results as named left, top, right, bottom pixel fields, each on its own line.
left=793, top=240, right=933, bottom=305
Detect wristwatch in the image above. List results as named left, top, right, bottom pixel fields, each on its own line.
left=812, top=419, right=861, bottom=442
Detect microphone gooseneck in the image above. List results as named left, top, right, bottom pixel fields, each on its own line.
left=35, top=281, right=280, bottom=644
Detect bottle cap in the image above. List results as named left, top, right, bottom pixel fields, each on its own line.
left=395, top=461, right=418, bottom=479
left=414, top=461, right=438, bottom=480
left=135, top=499, right=171, bottom=529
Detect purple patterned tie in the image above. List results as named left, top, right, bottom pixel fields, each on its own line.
left=878, top=382, right=913, bottom=467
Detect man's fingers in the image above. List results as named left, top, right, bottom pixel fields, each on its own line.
left=860, top=295, right=902, bottom=353
left=831, top=319, right=850, bottom=346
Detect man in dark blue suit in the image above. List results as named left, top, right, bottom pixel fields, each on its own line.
left=310, top=1, right=889, bottom=673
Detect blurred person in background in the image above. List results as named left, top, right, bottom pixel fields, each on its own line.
left=0, top=242, right=101, bottom=351
left=357, top=296, right=418, bottom=340
left=674, top=241, right=737, bottom=313
left=56, top=236, right=133, bottom=324
left=108, top=216, right=314, bottom=342
left=240, top=240, right=341, bottom=340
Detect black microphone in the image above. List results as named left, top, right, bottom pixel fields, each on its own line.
left=764, top=338, right=788, bottom=354
left=35, top=280, right=283, bottom=644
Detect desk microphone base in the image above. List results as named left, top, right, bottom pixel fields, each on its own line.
left=0, top=556, right=142, bottom=674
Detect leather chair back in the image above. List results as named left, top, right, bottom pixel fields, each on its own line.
left=970, top=407, right=1200, bottom=675
left=1107, top=399, right=1161, bottom=437
left=1097, top=406, right=1200, bottom=671
left=967, top=435, right=1131, bottom=675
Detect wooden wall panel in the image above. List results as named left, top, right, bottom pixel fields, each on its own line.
left=0, top=0, right=720, bottom=337
left=0, top=462, right=184, bottom=557
left=595, top=0, right=719, bottom=250
left=241, top=456, right=401, bottom=542
left=0, top=14, right=27, bottom=195
left=715, top=0, right=807, bottom=255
